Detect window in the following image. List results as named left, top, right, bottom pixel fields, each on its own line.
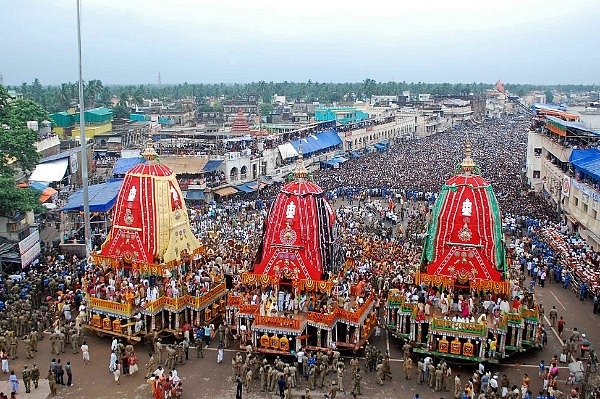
left=534, top=148, right=542, bottom=157
left=593, top=209, right=597, bottom=220
left=533, top=170, right=541, bottom=178
left=583, top=203, right=588, bottom=213
left=573, top=197, right=579, bottom=207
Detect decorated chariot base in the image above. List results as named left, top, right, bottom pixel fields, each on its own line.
left=226, top=272, right=378, bottom=356
left=384, top=286, right=542, bottom=363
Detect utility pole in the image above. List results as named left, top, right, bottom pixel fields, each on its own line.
left=77, top=0, right=92, bottom=258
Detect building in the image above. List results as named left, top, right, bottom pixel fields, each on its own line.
left=50, top=107, right=114, bottom=139
left=441, top=99, right=474, bottom=124
left=314, top=106, right=370, bottom=125
left=28, top=143, right=94, bottom=195
left=526, top=106, right=600, bottom=248
left=222, top=94, right=259, bottom=127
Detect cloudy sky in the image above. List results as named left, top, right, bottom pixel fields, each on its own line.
left=2, top=0, right=599, bottom=86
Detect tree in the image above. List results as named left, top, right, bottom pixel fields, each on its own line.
left=545, top=90, right=554, bottom=104
left=112, top=103, right=129, bottom=119
left=84, top=79, right=104, bottom=108
left=361, top=78, right=377, bottom=101
left=0, top=84, right=9, bottom=121
left=0, top=176, right=43, bottom=215
left=0, top=94, right=49, bottom=176
left=56, top=82, right=78, bottom=110
left=0, top=84, right=50, bottom=214
left=3, top=98, right=50, bottom=128
left=259, top=103, right=273, bottom=115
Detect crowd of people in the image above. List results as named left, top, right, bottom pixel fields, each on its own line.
left=3, top=113, right=600, bottom=399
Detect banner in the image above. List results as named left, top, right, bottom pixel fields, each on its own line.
left=70, top=153, right=79, bottom=174
left=562, top=175, right=570, bottom=198
left=19, top=230, right=41, bottom=268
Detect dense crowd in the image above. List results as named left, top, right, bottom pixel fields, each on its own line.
left=3, top=114, right=600, bottom=398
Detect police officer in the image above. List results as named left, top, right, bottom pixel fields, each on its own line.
left=375, top=360, right=384, bottom=385
left=23, top=364, right=32, bottom=393
left=31, top=363, right=40, bottom=389
left=352, top=368, right=362, bottom=396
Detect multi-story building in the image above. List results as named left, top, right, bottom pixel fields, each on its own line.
left=526, top=108, right=600, bottom=248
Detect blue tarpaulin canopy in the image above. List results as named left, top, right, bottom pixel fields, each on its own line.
left=112, top=157, right=142, bottom=175
left=202, top=159, right=224, bottom=172
left=350, top=151, right=361, bottom=158
left=332, top=156, right=348, bottom=163
left=29, top=181, right=49, bottom=191
left=374, top=143, right=385, bottom=151
left=235, top=182, right=258, bottom=193
left=235, top=184, right=254, bottom=193
left=570, top=148, right=600, bottom=182
left=184, top=190, right=205, bottom=200
left=61, top=180, right=123, bottom=212
left=290, top=130, right=342, bottom=156
left=321, top=160, right=338, bottom=168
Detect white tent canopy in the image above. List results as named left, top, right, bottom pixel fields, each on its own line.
left=278, top=143, right=299, bottom=160
left=29, top=158, right=69, bottom=182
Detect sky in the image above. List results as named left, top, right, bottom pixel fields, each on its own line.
left=1, top=0, right=599, bottom=86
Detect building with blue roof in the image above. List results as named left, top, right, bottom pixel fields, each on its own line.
left=526, top=109, right=600, bottom=248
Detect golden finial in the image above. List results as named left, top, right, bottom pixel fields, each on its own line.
left=142, top=138, right=158, bottom=162
left=461, top=140, right=476, bottom=173
left=293, top=144, right=308, bottom=180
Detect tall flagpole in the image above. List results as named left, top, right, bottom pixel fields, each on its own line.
left=77, top=0, right=92, bottom=258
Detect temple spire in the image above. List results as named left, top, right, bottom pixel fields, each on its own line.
left=142, top=138, right=158, bottom=163
left=293, top=144, right=308, bottom=181
left=460, top=140, right=476, bottom=174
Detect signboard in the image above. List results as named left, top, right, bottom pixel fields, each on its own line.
left=569, top=178, right=600, bottom=203
left=19, top=230, right=41, bottom=268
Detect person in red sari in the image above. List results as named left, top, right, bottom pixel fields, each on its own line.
left=152, top=376, right=162, bottom=399
left=461, top=299, right=470, bottom=318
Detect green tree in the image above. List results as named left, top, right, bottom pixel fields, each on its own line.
left=56, top=82, right=78, bottom=110
left=112, top=103, right=129, bottom=119
left=361, top=78, right=377, bottom=101
left=3, top=98, right=50, bottom=128
left=259, top=103, right=273, bottom=115
left=0, top=84, right=50, bottom=214
left=0, top=176, right=43, bottom=215
left=212, top=102, right=224, bottom=113
left=545, top=90, right=554, bottom=104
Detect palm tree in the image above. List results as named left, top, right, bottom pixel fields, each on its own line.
left=56, top=82, right=77, bottom=110
left=84, top=79, right=104, bottom=108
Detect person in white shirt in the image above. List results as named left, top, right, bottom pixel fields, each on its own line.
left=80, top=341, right=90, bottom=365
left=153, top=366, right=164, bottom=378
left=489, top=375, right=498, bottom=392
left=296, top=349, right=305, bottom=375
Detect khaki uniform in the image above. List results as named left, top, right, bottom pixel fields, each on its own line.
left=403, top=358, right=413, bottom=379
left=31, top=364, right=40, bottom=388
left=23, top=366, right=32, bottom=393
